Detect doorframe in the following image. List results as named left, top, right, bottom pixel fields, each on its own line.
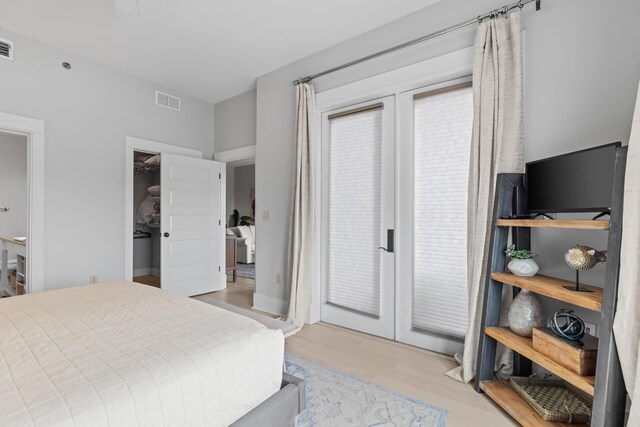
left=0, top=111, right=45, bottom=294
left=312, top=46, right=475, bottom=326
left=124, top=136, right=202, bottom=281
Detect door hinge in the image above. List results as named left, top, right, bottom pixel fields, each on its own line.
left=219, top=173, right=221, bottom=179
left=218, top=266, right=221, bottom=272
left=218, top=220, right=221, bottom=225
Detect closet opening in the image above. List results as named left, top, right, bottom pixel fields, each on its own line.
left=132, top=150, right=161, bottom=288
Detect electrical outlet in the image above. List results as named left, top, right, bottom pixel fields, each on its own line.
left=275, top=273, right=282, bottom=284
left=89, top=275, right=98, bottom=284
left=263, top=210, right=270, bottom=221
left=584, top=322, right=598, bottom=338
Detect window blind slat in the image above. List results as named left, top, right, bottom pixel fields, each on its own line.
left=412, top=85, right=473, bottom=338
left=327, top=109, right=382, bottom=316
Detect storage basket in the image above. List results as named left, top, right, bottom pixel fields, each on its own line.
left=509, top=377, right=592, bottom=424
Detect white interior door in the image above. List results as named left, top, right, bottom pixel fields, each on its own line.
left=320, top=96, right=395, bottom=339
left=161, top=153, right=224, bottom=296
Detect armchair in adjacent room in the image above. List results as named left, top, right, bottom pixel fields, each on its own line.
left=226, top=225, right=255, bottom=264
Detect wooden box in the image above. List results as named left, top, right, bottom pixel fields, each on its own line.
left=532, top=327, right=598, bottom=376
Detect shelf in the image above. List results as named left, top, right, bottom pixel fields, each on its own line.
left=485, top=327, right=595, bottom=396
left=491, top=272, right=602, bottom=312
left=480, top=380, right=589, bottom=427
left=496, top=219, right=609, bottom=230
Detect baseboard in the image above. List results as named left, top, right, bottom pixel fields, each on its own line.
left=132, top=268, right=160, bottom=277
left=133, top=268, right=151, bottom=277
left=253, top=292, right=287, bottom=316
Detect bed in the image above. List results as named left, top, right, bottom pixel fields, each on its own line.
left=0, top=282, right=304, bottom=426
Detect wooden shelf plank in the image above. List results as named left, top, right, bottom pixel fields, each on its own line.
left=491, top=272, right=602, bottom=312
left=485, top=327, right=595, bottom=396
left=480, top=380, right=589, bottom=427
left=496, top=219, right=609, bottom=230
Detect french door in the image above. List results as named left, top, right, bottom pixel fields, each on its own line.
left=320, top=80, right=473, bottom=354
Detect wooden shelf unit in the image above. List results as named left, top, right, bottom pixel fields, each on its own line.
left=491, top=272, right=603, bottom=312
left=475, top=154, right=628, bottom=427
left=480, top=380, right=589, bottom=427
left=486, top=327, right=595, bottom=395
left=496, top=219, right=610, bottom=230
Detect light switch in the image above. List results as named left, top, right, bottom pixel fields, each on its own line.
left=276, top=273, right=282, bottom=284
left=262, top=210, right=270, bottom=221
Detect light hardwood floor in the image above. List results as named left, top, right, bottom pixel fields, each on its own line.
left=203, top=276, right=515, bottom=427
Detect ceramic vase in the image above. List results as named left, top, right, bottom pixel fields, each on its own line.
left=508, top=259, right=539, bottom=277
left=508, top=289, right=546, bottom=337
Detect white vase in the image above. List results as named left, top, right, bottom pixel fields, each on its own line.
left=508, top=259, right=539, bottom=277
left=508, top=289, right=546, bottom=337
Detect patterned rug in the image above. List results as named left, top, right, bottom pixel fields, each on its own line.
left=285, top=354, right=448, bottom=427
left=235, top=263, right=255, bottom=279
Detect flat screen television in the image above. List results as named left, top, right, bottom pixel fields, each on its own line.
left=526, top=142, right=621, bottom=214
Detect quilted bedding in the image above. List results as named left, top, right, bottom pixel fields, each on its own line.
left=0, top=282, right=284, bottom=426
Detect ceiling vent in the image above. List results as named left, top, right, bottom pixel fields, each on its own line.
left=156, top=91, right=181, bottom=111
left=0, top=37, right=14, bottom=61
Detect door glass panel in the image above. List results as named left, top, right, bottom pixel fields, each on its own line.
left=327, top=108, right=382, bottom=317
left=412, top=85, right=473, bottom=337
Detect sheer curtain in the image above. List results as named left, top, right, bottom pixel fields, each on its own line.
left=285, top=82, right=316, bottom=327
left=612, top=81, right=640, bottom=424
left=446, top=10, right=524, bottom=383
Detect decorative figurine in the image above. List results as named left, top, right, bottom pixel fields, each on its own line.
left=563, top=245, right=606, bottom=292
left=550, top=309, right=586, bottom=342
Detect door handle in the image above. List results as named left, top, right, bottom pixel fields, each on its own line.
left=163, top=232, right=170, bottom=238
left=379, top=229, right=394, bottom=253
left=0, top=207, right=8, bottom=213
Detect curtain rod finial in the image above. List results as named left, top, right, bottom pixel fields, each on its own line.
left=292, top=76, right=313, bottom=86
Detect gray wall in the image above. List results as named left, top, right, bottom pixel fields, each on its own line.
left=214, top=89, right=257, bottom=153
left=0, top=27, right=215, bottom=290
left=253, top=0, right=640, bottom=314
left=0, top=132, right=27, bottom=260
left=234, top=165, right=255, bottom=220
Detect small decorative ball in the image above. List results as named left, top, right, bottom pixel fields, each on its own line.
left=550, top=309, right=585, bottom=341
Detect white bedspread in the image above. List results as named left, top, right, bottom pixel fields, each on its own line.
left=0, top=282, right=284, bottom=426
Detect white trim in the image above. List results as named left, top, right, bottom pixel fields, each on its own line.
left=218, top=162, right=227, bottom=290
left=0, top=111, right=45, bottom=294
left=124, top=136, right=203, bottom=281
left=316, top=47, right=474, bottom=111
left=132, top=267, right=161, bottom=277
left=213, top=145, right=257, bottom=163
left=253, top=292, right=287, bottom=316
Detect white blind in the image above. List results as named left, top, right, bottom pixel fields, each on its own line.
left=412, top=85, right=473, bottom=338
left=327, top=108, right=382, bottom=317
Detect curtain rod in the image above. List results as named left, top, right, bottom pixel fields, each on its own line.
left=292, top=0, right=541, bottom=86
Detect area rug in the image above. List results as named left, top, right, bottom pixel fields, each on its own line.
left=235, top=262, right=255, bottom=279
left=285, top=354, right=448, bottom=427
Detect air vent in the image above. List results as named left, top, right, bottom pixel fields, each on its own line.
left=0, top=37, right=14, bottom=61
left=155, top=91, right=181, bottom=111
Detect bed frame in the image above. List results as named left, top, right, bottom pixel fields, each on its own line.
left=231, top=372, right=306, bottom=426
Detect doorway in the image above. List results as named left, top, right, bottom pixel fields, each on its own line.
left=0, top=112, right=45, bottom=295
left=319, top=80, right=473, bottom=355
left=124, top=136, right=226, bottom=296
left=212, top=145, right=257, bottom=311
left=0, top=131, right=28, bottom=297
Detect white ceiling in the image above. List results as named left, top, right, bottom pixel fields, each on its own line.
left=0, top=0, right=441, bottom=104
